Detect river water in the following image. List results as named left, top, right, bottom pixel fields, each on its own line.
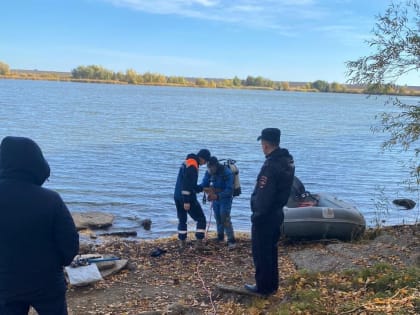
left=0, top=79, right=418, bottom=238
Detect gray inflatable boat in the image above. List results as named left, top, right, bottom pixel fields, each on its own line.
left=282, top=192, right=366, bottom=241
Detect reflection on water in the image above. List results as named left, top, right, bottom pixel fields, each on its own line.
left=0, top=79, right=418, bottom=238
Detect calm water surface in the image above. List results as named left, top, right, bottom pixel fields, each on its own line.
left=0, top=79, right=418, bottom=238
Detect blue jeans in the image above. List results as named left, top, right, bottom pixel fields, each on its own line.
left=212, top=199, right=235, bottom=242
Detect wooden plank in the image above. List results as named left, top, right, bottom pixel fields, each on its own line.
left=215, top=284, right=264, bottom=297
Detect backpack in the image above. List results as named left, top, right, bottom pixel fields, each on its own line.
left=290, top=176, right=307, bottom=201
left=221, top=159, right=241, bottom=197
left=288, top=176, right=318, bottom=207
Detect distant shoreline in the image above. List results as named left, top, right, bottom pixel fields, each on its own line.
left=1, top=69, right=419, bottom=97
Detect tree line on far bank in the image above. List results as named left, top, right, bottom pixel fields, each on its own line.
left=70, top=64, right=351, bottom=92
left=0, top=60, right=418, bottom=96
left=69, top=65, right=418, bottom=95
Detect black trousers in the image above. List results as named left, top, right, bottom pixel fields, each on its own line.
left=0, top=293, right=68, bottom=315
left=175, top=198, right=206, bottom=240
left=251, top=219, right=281, bottom=294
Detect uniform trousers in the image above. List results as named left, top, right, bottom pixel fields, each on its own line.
left=251, top=218, right=281, bottom=294
left=175, top=198, right=206, bottom=240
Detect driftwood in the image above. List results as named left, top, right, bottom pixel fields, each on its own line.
left=99, top=231, right=137, bottom=237
left=216, top=284, right=265, bottom=297
left=137, top=302, right=190, bottom=315
left=100, top=259, right=128, bottom=278
left=393, top=198, right=416, bottom=210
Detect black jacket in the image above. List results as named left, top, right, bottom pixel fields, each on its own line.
left=0, top=136, right=79, bottom=301
left=251, top=147, right=295, bottom=225
left=174, top=153, right=200, bottom=204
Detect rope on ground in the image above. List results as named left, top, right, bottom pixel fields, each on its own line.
left=205, top=201, right=213, bottom=241
left=196, top=258, right=217, bottom=315
left=197, top=254, right=227, bottom=265
left=197, top=200, right=228, bottom=314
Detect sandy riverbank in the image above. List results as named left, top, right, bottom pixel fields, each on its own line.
left=61, top=224, right=419, bottom=314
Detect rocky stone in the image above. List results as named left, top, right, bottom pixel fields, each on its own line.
left=393, top=198, right=416, bottom=210
left=72, top=211, right=114, bottom=230
left=141, top=219, right=152, bottom=230
left=288, top=226, right=419, bottom=272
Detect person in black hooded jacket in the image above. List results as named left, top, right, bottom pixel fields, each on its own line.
left=0, top=136, right=79, bottom=315
left=245, top=128, right=295, bottom=297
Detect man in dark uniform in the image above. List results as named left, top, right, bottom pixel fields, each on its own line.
left=245, top=128, right=295, bottom=296
left=174, top=149, right=211, bottom=249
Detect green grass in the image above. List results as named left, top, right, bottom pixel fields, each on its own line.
left=272, top=263, right=419, bottom=314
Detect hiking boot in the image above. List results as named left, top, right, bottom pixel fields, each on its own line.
left=244, top=284, right=259, bottom=294
left=195, top=239, right=204, bottom=250
left=244, top=284, right=276, bottom=298
left=178, top=240, right=186, bottom=252
left=227, top=241, right=236, bottom=249
left=212, top=234, right=224, bottom=243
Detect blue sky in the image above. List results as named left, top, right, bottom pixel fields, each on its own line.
left=1, top=0, right=418, bottom=85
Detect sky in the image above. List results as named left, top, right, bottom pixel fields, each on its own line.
left=1, top=0, right=418, bottom=85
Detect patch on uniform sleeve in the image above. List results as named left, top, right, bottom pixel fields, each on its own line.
left=259, top=176, right=268, bottom=188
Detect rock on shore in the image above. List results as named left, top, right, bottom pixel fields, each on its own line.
left=71, top=211, right=115, bottom=230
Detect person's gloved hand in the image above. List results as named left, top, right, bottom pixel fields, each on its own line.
left=207, top=193, right=218, bottom=201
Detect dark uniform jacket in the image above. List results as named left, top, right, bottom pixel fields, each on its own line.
left=0, top=136, right=79, bottom=301
left=251, top=147, right=295, bottom=224
left=174, top=153, right=200, bottom=204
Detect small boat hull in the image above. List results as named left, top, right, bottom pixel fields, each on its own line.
left=282, top=193, right=366, bottom=241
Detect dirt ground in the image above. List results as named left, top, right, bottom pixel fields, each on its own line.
left=61, top=225, right=419, bottom=315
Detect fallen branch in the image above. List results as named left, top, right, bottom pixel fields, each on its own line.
left=99, top=231, right=137, bottom=237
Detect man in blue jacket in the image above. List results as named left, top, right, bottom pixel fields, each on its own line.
left=198, top=156, right=236, bottom=248
left=174, top=149, right=210, bottom=249
left=245, top=128, right=295, bottom=296
left=0, top=136, right=79, bottom=315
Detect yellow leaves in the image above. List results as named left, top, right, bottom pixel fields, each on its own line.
left=372, top=297, right=390, bottom=304
left=67, top=226, right=420, bottom=315
left=320, top=287, right=329, bottom=295
left=337, top=286, right=420, bottom=314
left=399, top=287, right=409, bottom=295
left=362, top=293, right=418, bottom=313
left=246, top=306, right=265, bottom=315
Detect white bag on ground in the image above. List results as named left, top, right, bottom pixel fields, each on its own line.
left=65, top=264, right=103, bottom=286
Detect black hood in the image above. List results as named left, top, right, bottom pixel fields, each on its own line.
left=267, top=147, right=292, bottom=159
left=0, top=136, right=50, bottom=185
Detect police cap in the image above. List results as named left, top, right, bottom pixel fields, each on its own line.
left=257, top=128, right=281, bottom=145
